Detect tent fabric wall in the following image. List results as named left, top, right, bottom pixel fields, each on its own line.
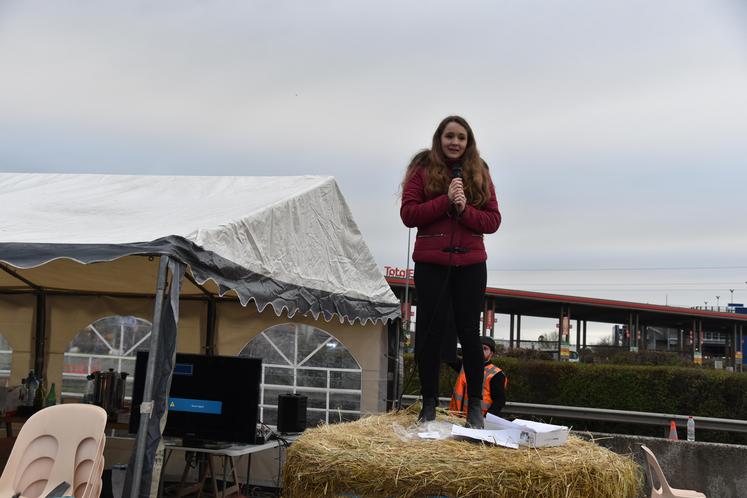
left=0, top=295, right=35, bottom=386
left=1, top=257, right=166, bottom=295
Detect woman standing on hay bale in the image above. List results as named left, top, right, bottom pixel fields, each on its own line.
left=400, top=115, right=501, bottom=429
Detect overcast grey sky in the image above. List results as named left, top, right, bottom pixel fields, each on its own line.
left=1, top=1, right=746, bottom=341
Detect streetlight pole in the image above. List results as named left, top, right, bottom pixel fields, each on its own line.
left=730, top=289, right=735, bottom=305
left=716, top=296, right=720, bottom=310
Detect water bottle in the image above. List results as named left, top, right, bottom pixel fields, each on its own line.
left=26, top=372, right=39, bottom=408
left=687, top=416, right=695, bottom=441
left=19, top=378, right=27, bottom=405
left=33, top=380, right=45, bottom=412
left=45, top=383, right=57, bottom=407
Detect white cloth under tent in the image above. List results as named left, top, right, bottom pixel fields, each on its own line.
left=0, top=172, right=399, bottom=323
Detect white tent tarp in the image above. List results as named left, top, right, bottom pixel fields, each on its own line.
left=0, top=172, right=399, bottom=324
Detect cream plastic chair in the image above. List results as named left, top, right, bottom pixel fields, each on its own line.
left=0, top=404, right=108, bottom=498
left=641, top=445, right=707, bottom=498
left=78, top=435, right=106, bottom=498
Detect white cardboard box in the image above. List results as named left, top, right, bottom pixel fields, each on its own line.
left=485, top=414, right=569, bottom=448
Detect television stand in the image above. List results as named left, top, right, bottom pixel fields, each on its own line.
left=180, top=437, right=231, bottom=450
left=162, top=438, right=292, bottom=498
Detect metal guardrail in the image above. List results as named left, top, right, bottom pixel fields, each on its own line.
left=400, top=395, right=747, bottom=433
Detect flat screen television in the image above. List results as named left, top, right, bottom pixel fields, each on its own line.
left=129, top=352, right=262, bottom=445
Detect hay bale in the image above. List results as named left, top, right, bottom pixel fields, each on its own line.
left=283, top=408, right=643, bottom=498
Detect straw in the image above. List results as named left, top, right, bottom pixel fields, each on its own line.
left=283, top=405, right=643, bottom=497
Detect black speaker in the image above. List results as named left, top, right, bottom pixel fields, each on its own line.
left=277, top=393, right=307, bottom=433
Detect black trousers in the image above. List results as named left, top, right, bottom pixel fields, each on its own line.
left=414, top=261, right=486, bottom=400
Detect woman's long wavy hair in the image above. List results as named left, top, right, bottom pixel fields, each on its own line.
left=401, top=115, right=492, bottom=208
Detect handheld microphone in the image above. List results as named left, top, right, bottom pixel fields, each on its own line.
left=450, top=164, right=463, bottom=179
left=449, top=164, right=464, bottom=217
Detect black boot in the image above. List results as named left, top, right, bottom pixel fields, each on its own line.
left=465, top=399, right=484, bottom=429
left=418, top=397, right=437, bottom=423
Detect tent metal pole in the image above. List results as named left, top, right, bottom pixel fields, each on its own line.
left=130, top=256, right=170, bottom=498
left=396, top=228, right=412, bottom=409
left=389, top=316, right=400, bottom=410
left=0, top=262, right=42, bottom=289
left=205, top=298, right=217, bottom=356
left=33, top=292, right=46, bottom=378
left=402, top=228, right=412, bottom=331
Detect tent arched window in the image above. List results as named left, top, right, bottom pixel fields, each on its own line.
left=239, top=323, right=362, bottom=427
left=62, top=315, right=152, bottom=401
left=0, top=334, right=12, bottom=382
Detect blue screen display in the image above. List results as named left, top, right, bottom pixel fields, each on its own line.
left=168, top=397, right=222, bottom=415
left=130, top=352, right=262, bottom=443
left=173, top=363, right=194, bottom=376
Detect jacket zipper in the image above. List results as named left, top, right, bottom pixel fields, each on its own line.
left=417, top=233, right=446, bottom=238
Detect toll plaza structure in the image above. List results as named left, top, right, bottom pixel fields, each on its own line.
left=387, top=276, right=747, bottom=370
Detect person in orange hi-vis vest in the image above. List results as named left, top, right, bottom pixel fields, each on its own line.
left=450, top=336, right=508, bottom=418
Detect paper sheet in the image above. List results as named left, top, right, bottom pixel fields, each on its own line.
left=485, top=413, right=525, bottom=431
left=450, top=424, right=520, bottom=449
left=486, top=414, right=568, bottom=433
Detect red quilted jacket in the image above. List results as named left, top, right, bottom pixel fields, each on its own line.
left=400, top=165, right=501, bottom=266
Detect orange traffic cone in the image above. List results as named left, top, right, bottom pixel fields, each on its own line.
left=668, top=420, right=678, bottom=440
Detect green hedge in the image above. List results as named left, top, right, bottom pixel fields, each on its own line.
left=402, top=354, right=747, bottom=443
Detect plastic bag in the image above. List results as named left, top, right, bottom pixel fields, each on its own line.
left=392, top=420, right=454, bottom=441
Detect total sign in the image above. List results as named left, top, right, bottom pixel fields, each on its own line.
left=384, top=266, right=414, bottom=279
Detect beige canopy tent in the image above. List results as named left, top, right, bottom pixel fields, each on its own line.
left=0, top=172, right=400, bottom=498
